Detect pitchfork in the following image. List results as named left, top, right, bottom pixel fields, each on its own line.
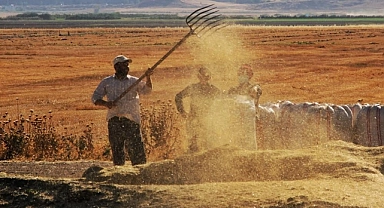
left=111, top=4, right=223, bottom=105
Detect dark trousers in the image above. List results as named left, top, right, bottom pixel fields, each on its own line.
left=108, top=116, right=146, bottom=166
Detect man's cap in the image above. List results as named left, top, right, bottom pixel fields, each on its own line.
left=198, top=67, right=211, bottom=77
left=113, top=55, right=132, bottom=66
left=238, top=64, right=253, bottom=77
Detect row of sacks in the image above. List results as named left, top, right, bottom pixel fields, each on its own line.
left=256, top=101, right=383, bottom=149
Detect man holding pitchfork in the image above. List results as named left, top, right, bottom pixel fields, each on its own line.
left=92, top=55, right=153, bottom=166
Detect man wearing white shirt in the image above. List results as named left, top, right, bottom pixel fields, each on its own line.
left=92, top=55, right=153, bottom=166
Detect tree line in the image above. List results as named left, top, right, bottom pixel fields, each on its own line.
left=2, top=12, right=383, bottom=21
left=0, top=0, right=140, bottom=5
left=259, top=14, right=384, bottom=19
left=0, top=12, right=183, bottom=20
left=0, top=0, right=259, bottom=5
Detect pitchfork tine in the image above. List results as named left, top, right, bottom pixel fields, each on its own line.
left=210, top=22, right=228, bottom=33
left=198, top=22, right=227, bottom=38
left=188, top=9, right=218, bottom=28
left=186, top=4, right=214, bottom=18
left=194, top=14, right=222, bottom=33
left=187, top=6, right=215, bottom=21
left=192, top=11, right=219, bottom=26
left=186, top=4, right=215, bottom=24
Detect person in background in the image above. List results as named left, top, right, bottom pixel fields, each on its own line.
left=92, top=55, right=153, bottom=166
left=227, top=64, right=262, bottom=150
left=175, top=67, right=222, bottom=153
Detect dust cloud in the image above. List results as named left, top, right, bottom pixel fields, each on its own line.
left=186, top=26, right=255, bottom=82
left=181, top=26, right=259, bottom=152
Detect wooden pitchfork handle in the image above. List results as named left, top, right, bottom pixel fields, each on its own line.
left=111, top=4, right=222, bottom=105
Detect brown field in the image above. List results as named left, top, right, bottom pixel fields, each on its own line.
left=2, top=25, right=384, bottom=138
left=1, top=25, right=384, bottom=207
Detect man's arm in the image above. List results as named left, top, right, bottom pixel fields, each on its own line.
left=92, top=79, right=116, bottom=109
left=175, top=86, right=191, bottom=118
left=251, top=84, right=262, bottom=119
left=94, top=99, right=115, bottom=109
left=145, top=67, right=154, bottom=89
left=145, top=74, right=152, bottom=89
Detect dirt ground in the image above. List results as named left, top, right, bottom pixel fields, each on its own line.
left=1, top=140, right=384, bottom=207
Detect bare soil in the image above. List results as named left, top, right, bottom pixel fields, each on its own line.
left=0, top=161, right=113, bottom=179
left=1, top=141, right=384, bottom=207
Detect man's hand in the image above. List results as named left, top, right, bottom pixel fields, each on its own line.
left=145, top=67, right=153, bottom=88
left=145, top=67, right=154, bottom=76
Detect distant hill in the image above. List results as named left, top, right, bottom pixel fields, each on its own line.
left=1, top=0, right=383, bottom=16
